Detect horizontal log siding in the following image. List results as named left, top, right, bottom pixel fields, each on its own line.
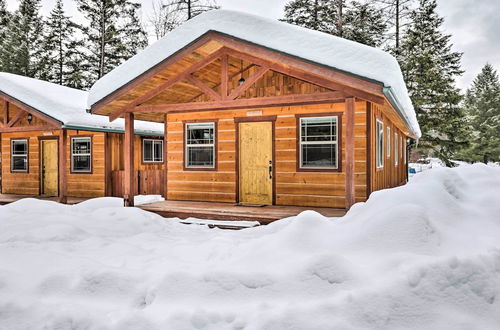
left=370, top=103, right=408, bottom=192
left=166, top=101, right=368, bottom=208
left=107, top=133, right=165, bottom=171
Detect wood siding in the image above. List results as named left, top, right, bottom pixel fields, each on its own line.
left=369, top=103, right=408, bottom=191
left=165, top=101, right=368, bottom=208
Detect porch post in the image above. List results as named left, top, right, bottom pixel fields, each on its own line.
left=345, top=97, right=355, bottom=209
left=124, top=113, right=135, bottom=206
left=163, top=114, right=168, bottom=199
left=58, top=129, right=67, bottom=203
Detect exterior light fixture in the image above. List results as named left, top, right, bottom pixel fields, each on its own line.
left=238, top=59, right=245, bottom=86
left=27, top=114, right=33, bottom=123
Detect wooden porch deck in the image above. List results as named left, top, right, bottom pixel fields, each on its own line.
left=138, top=200, right=346, bottom=225
left=0, top=194, right=88, bottom=205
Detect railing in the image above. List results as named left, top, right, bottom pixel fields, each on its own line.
left=111, top=170, right=165, bottom=197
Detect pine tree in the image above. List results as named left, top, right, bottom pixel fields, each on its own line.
left=0, top=0, right=45, bottom=77
left=0, top=0, right=10, bottom=42
left=169, top=0, right=219, bottom=20
left=459, top=64, right=500, bottom=163
left=282, top=0, right=387, bottom=47
left=76, top=0, right=148, bottom=85
left=40, top=0, right=86, bottom=88
left=398, top=0, right=467, bottom=166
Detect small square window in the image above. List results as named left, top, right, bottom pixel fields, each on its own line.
left=143, top=139, right=163, bottom=163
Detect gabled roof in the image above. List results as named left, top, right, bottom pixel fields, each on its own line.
left=0, top=73, right=163, bottom=135
left=88, top=10, right=420, bottom=138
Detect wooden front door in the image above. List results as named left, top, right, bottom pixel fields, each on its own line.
left=239, top=121, right=273, bottom=205
left=41, top=139, right=58, bottom=196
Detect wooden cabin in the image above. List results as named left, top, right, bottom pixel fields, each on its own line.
left=0, top=73, right=164, bottom=202
left=88, top=10, right=421, bottom=209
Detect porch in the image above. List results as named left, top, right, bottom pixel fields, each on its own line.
left=138, top=200, right=346, bottom=225
left=0, top=193, right=88, bottom=205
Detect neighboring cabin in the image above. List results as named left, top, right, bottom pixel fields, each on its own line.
left=0, top=73, right=165, bottom=202
left=87, top=10, right=421, bottom=209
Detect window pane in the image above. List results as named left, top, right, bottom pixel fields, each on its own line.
left=72, top=138, right=91, bottom=154
left=12, top=140, right=27, bottom=155
left=187, top=146, right=214, bottom=167
left=73, top=155, right=91, bottom=172
left=187, top=123, right=214, bottom=144
left=302, top=144, right=336, bottom=167
left=143, top=140, right=153, bottom=162
left=153, top=141, right=163, bottom=162
left=301, top=117, right=336, bottom=142
left=12, top=156, right=27, bottom=171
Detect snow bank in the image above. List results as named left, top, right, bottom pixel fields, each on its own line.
left=0, top=73, right=163, bottom=135
left=88, top=10, right=421, bottom=138
left=1, top=165, right=499, bottom=329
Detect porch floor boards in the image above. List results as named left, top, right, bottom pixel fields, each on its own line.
left=138, top=200, right=346, bottom=224
left=0, top=194, right=88, bottom=205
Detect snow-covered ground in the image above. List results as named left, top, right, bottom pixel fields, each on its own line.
left=1, top=164, right=500, bottom=329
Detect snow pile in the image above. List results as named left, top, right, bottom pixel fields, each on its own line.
left=1, top=165, right=500, bottom=329
left=134, top=194, right=165, bottom=206
left=0, top=72, right=163, bottom=135
left=88, top=10, right=421, bottom=138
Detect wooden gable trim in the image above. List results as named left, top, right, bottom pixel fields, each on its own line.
left=2, top=99, right=8, bottom=127
left=186, top=74, right=221, bottom=101
left=0, top=92, right=62, bottom=131
left=227, top=65, right=269, bottom=100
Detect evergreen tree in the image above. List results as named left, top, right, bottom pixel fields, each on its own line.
left=282, top=0, right=387, bottom=47
left=398, top=0, right=467, bottom=166
left=0, top=0, right=11, bottom=42
left=169, top=0, right=219, bottom=20
left=40, top=0, right=86, bottom=88
left=76, top=0, right=148, bottom=85
left=459, top=64, right=500, bottom=163
left=0, top=0, right=45, bottom=77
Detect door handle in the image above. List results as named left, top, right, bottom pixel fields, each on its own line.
left=268, top=160, right=273, bottom=179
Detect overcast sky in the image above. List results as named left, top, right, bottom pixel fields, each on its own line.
left=6, top=0, right=500, bottom=90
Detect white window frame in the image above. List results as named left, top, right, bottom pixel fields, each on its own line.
left=11, top=139, right=28, bottom=172
left=299, top=115, right=339, bottom=169
left=403, top=138, right=407, bottom=164
left=71, top=137, right=92, bottom=173
left=386, top=126, right=391, bottom=157
left=395, top=132, right=399, bottom=166
left=376, top=119, right=384, bottom=168
left=185, top=122, right=215, bottom=169
left=142, top=138, right=164, bottom=163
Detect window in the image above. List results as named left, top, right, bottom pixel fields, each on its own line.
left=386, top=126, right=391, bottom=157
left=71, top=137, right=91, bottom=173
left=299, top=116, right=338, bottom=169
left=143, top=139, right=163, bottom=163
left=376, top=119, right=384, bottom=168
left=11, top=139, right=28, bottom=172
left=185, top=122, right=215, bottom=168
left=403, top=138, right=407, bottom=164
left=395, top=132, right=399, bottom=166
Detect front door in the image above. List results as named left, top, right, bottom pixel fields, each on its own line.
left=41, top=139, right=58, bottom=196
left=239, top=121, right=273, bottom=205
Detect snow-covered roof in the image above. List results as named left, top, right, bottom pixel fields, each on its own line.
left=88, top=10, right=420, bottom=138
left=0, top=73, right=163, bottom=135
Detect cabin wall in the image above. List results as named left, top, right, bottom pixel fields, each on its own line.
left=165, top=101, right=368, bottom=208
left=0, top=129, right=106, bottom=197
left=369, top=103, right=408, bottom=192
left=107, top=133, right=165, bottom=171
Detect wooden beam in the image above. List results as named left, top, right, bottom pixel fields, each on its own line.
left=0, top=125, right=59, bottom=133
left=124, top=113, right=135, bottom=206
left=221, top=54, right=229, bottom=100
left=133, top=91, right=347, bottom=114
left=345, top=97, right=355, bottom=209
left=222, top=47, right=385, bottom=105
left=228, top=66, right=268, bottom=100
left=6, top=109, right=26, bottom=127
left=186, top=74, right=221, bottom=101
left=3, top=99, right=8, bottom=127
left=58, top=129, right=67, bottom=204
left=163, top=114, right=168, bottom=199
left=109, top=47, right=227, bottom=121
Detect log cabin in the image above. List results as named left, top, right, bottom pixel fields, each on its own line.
left=87, top=10, right=421, bottom=209
left=0, top=73, right=164, bottom=202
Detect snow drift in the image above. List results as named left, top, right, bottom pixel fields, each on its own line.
left=0, top=164, right=499, bottom=329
